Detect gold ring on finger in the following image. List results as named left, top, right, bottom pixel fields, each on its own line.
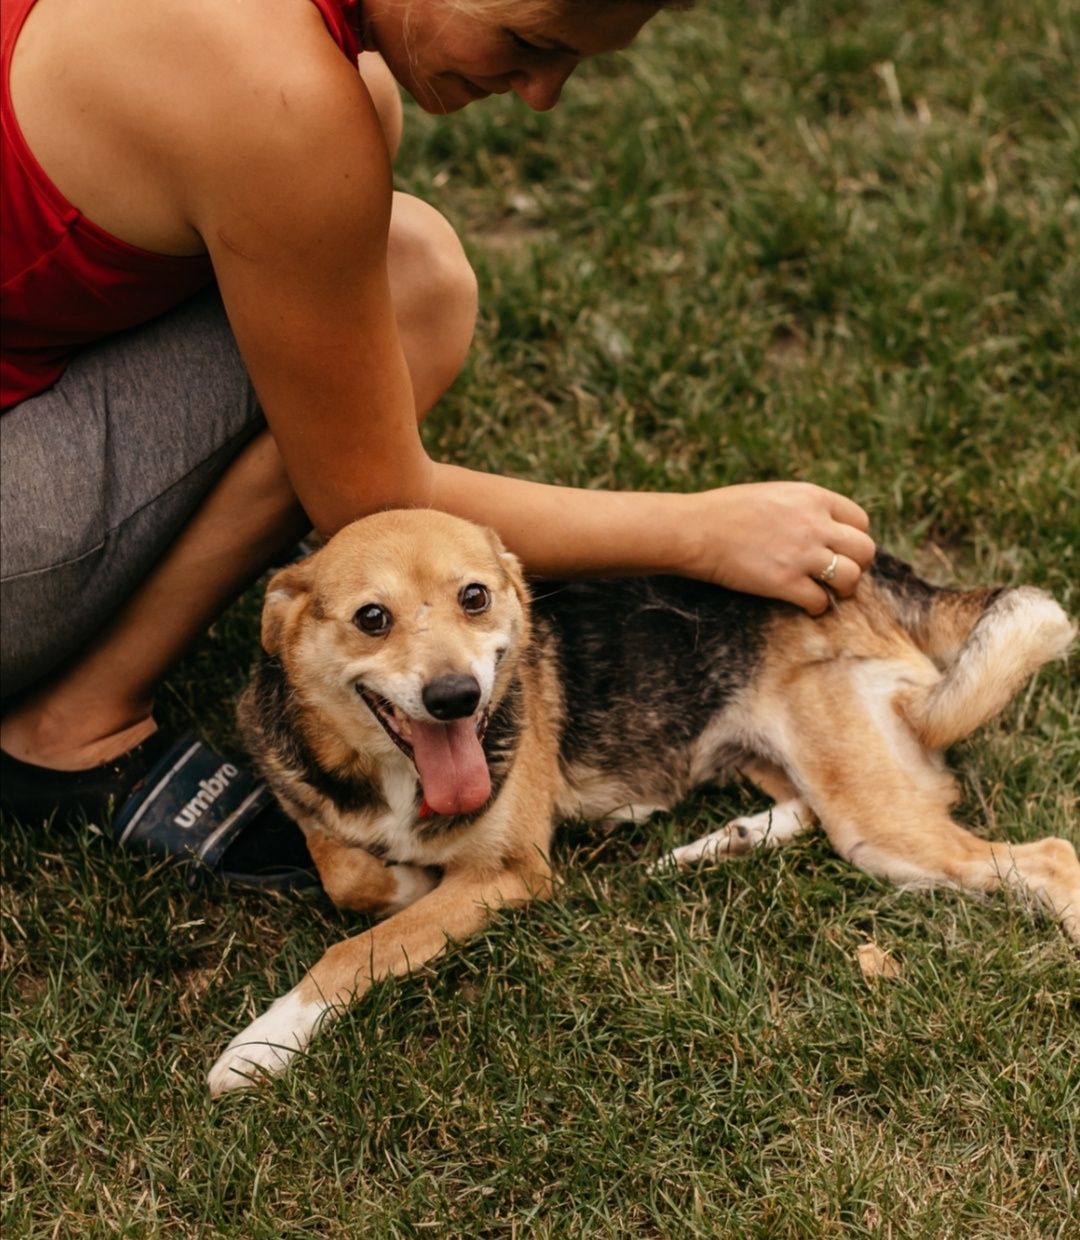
left=818, top=552, right=839, bottom=584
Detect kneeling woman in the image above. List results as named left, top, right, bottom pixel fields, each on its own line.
left=0, top=0, right=874, bottom=882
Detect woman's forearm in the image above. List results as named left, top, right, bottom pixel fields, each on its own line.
left=430, top=461, right=875, bottom=615
left=430, top=461, right=697, bottom=578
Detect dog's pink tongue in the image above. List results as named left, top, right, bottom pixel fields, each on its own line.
left=410, top=717, right=490, bottom=816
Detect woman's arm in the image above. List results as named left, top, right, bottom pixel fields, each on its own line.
left=431, top=467, right=872, bottom=612
left=179, top=5, right=871, bottom=614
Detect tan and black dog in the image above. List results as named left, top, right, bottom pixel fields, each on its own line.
left=208, top=509, right=1078, bottom=1095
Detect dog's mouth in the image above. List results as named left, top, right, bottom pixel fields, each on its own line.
left=358, top=686, right=491, bottom=816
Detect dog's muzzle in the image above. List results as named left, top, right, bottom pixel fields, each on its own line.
left=356, top=681, right=492, bottom=817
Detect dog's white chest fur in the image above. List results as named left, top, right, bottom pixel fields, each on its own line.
left=369, top=763, right=426, bottom=862
left=317, top=755, right=458, bottom=868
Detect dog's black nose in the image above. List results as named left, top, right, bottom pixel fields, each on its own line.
left=422, top=674, right=482, bottom=721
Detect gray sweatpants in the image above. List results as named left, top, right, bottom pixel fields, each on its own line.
left=1, top=290, right=263, bottom=700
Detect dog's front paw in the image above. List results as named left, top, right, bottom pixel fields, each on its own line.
left=208, top=989, right=323, bottom=1097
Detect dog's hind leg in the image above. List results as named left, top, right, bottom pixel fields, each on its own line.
left=659, top=799, right=813, bottom=870
left=655, top=760, right=815, bottom=871
left=819, top=791, right=1080, bottom=944
left=786, top=662, right=1080, bottom=943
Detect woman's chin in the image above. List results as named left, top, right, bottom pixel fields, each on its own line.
left=407, top=74, right=490, bottom=114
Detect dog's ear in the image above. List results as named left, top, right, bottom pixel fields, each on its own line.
left=500, top=549, right=529, bottom=609
left=483, top=527, right=529, bottom=609
left=261, top=558, right=314, bottom=655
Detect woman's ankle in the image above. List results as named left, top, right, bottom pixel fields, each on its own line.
left=0, top=704, right=157, bottom=771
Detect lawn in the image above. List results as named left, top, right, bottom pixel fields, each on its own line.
left=2, top=1, right=1078, bottom=1235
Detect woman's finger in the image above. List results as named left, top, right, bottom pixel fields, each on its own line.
left=828, top=492, right=871, bottom=534
left=793, top=577, right=832, bottom=615
left=813, top=552, right=862, bottom=598
left=828, top=522, right=877, bottom=570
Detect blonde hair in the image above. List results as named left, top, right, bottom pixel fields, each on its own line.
left=443, top=0, right=691, bottom=20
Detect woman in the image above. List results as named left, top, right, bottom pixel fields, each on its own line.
left=1, top=0, right=874, bottom=880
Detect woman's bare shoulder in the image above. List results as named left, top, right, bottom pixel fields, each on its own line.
left=172, top=0, right=391, bottom=252
left=18, top=0, right=359, bottom=123
left=132, top=0, right=370, bottom=149
left=12, top=0, right=380, bottom=252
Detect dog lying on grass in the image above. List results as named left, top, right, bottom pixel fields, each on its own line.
left=208, top=509, right=1078, bottom=1095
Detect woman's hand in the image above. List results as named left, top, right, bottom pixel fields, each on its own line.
left=682, top=482, right=876, bottom=614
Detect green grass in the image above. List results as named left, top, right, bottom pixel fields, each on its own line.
left=3, top=1, right=1079, bottom=1234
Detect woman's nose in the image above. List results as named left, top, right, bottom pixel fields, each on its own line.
left=509, top=60, right=578, bottom=111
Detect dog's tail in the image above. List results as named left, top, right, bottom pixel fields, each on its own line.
left=869, top=553, right=1076, bottom=749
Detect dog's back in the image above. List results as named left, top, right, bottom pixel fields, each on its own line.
left=537, top=554, right=1077, bottom=942
left=531, top=575, right=773, bottom=818
left=539, top=552, right=1074, bottom=767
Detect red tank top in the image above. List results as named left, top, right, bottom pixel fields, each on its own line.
left=1, top=0, right=362, bottom=409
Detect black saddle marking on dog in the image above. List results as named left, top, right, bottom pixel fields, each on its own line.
left=531, top=577, right=772, bottom=781
left=867, top=550, right=940, bottom=614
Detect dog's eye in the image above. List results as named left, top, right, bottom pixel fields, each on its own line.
left=459, top=583, right=491, bottom=615
left=354, top=604, right=393, bottom=636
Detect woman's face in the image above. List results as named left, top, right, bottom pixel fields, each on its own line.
left=361, top=0, right=660, bottom=114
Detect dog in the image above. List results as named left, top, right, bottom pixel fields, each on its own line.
left=207, top=509, right=1079, bottom=1095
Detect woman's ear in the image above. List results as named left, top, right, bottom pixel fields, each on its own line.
left=261, top=558, right=314, bottom=655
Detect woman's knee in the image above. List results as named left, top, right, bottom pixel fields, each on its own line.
left=387, top=193, right=478, bottom=417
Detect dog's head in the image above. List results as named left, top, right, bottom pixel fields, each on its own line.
left=260, top=510, right=529, bottom=816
